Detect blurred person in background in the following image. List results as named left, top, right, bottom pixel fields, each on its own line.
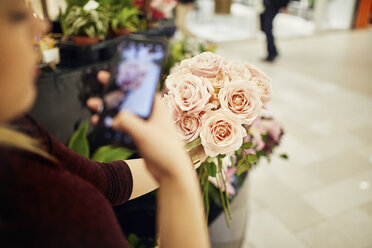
left=0, top=0, right=210, bottom=247
left=175, top=0, right=196, bottom=37
left=260, top=0, right=290, bottom=62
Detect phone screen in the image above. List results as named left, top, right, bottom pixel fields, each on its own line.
left=95, top=36, right=167, bottom=147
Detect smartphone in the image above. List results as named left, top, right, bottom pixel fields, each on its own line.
left=94, top=35, right=168, bottom=149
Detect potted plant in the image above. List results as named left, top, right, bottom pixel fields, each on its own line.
left=110, top=7, right=142, bottom=37
left=64, top=5, right=110, bottom=45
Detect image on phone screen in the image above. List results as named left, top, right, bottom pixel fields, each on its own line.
left=96, top=36, right=166, bottom=147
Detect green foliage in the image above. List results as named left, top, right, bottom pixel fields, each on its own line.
left=64, top=6, right=110, bottom=39
left=92, top=145, right=134, bottom=163
left=235, top=147, right=243, bottom=158
left=98, top=0, right=143, bottom=33
left=127, top=233, right=139, bottom=248
left=99, top=0, right=134, bottom=12
left=127, top=233, right=147, bottom=248
left=60, top=0, right=91, bottom=35
left=242, top=141, right=253, bottom=149
left=68, top=121, right=135, bottom=163
left=247, top=153, right=258, bottom=163
left=65, top=0, right=90, bottom=6
left=110, top=7, right=142, bottom=32
left=280, top=153, right=289, bottom=159
left=68, top=121, right=90, bottom=158
left=236, top=156, right=251, bottom=176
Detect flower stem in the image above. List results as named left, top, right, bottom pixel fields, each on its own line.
left=217, top=156, right=230, bottom=227
left=219, top=157, right=232, bottom=219
left=198, top=162, right=210, bottom=223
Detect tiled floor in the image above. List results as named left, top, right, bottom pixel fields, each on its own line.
left=187, top=1, right=314, bottom=42
left=212, top=27, right=372, bottom=247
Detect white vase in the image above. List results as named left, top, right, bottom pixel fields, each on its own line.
left=209, top=175, right=250, bottom=248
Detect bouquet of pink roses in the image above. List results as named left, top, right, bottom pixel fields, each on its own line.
left=163, top=52, right=272, bottom=225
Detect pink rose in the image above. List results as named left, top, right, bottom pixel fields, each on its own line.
left=173, top=74, right=214, bottom=114
left=188, top=52, right=223, bottom=78
left=175, top=113, right=202, bottom=143
left=248, top=118, right=267, bottom=151
left=251, top=76, right=272, bottom=107
left=162, top=94, right=182, bottom=122
left=228, top=60, right=252, bottom=81
left=208, top=60, right=231, bottom=91
left=165, top=65, right=190, bottom=91
left=250, top=118, right=268, bottom=134
left=179, top=57, right=193, bottom=68
left=252, top=133, right=265, bottom=151
left=262, top=119, right=283, bottom=142
left=242, top=134, right=257, bottom=155
left=218, top=80, right=263, bottom=125
left=245, top=63, right=271, bottom=80
left=200, top=109, right=247, bottom=157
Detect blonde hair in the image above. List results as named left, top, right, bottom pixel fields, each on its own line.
left=0, top=125, right=56, bottom=162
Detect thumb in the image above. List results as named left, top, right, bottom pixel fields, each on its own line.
left=112, top=111, right=147, bottom=140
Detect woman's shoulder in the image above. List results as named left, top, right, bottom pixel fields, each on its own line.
left=0, top=145, right=102, bottom=196
left=0, top=145, right=59, bottom=181
left=0, top=147, right=129, bottom=247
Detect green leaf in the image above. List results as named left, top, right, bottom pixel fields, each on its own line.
left=237, top=159, right=251, bottom=176
left=65, top=6, right=109, bottom=38
left=92, top=145, right=134, bottom=163
left=68, top=121, right=90, bottom=158
left=185, top=137, right=202, bottom=149
left=66, top=0, right=89, bottom=7
left=237, top=157, right=245, bottom=168
left=127, top=233, right=139, bottom=247
left=247, top=154, right=258, bottom=163
left=242, top=142, right=253, bottom=149
left=110, top=7, right=141, bottom=32
left=208, top=162, right=217, bottom=177
left=280, top=153, right=289, bottom=160
left=235, top=147, right=243, bottom=158
left=111, top=18, right=119, bottom=31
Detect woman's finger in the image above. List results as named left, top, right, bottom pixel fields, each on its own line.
left=86, top=97, right=103, bottom=112
left=97, top=71, right=111, bottom=85
left=91, top=114, right=99, bottom=125
left=112, top=111, right=147, bottom=141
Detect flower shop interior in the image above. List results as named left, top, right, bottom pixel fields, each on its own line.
left=19, top=0, right=372, bottom=247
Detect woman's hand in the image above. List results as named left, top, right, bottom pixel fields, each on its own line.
left=87, top=70, right=193, bottom=183
left=112, top=95, right=193, bottom=183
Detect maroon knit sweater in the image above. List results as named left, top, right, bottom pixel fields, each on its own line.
left=0, top=116, right=133, bottom=247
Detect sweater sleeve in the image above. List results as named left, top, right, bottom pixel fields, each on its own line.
left=14, top=115, right=133, bottom=206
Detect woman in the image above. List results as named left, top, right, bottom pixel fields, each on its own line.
left=0, top=0, right=210, bottom=247
left=260, top=0, right=289, bottom=62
